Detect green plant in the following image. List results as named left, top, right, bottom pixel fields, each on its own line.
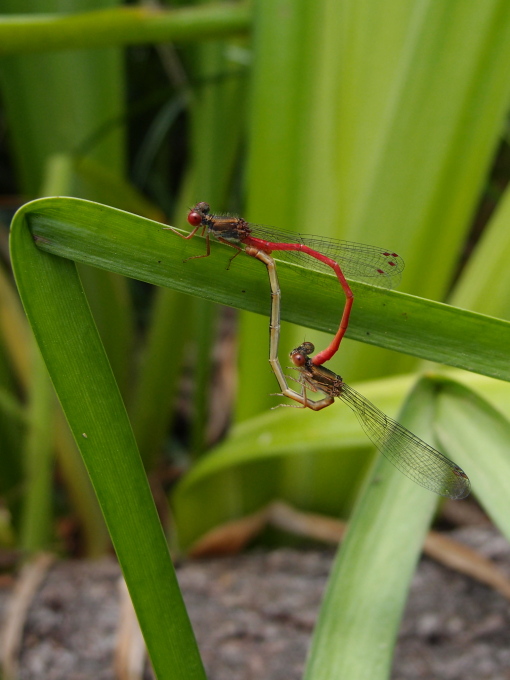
left=9, top=195, right=510, bottom=677
left=3, top=1, right=510, bottom=678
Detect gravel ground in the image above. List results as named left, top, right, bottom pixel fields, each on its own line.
left=1, top=526, right=509, bottom=680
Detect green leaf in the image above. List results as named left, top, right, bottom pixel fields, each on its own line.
left=172, top=381, right=383, bottom=548
left=129, top=287, right=193, bottom=469
left=0, top=6, right=125, bottom=196
left=171, top=372, right=462, bottom=548
left=450, top=181, right=510, bottom=319
left=173, top=369, right=510, bottom=549
left=303, top=379, right=439, bottom=680
left=182, top=16, right=248, bottom=447
left=242, top=0, right=510, bottom=389
left=20, top=348, right=54, bottom=551
left=0, top=3, right=251, bottom=55
left=21, top=195, right=510, bottom=382
left=10, top=203, right=205, bottom=679
left=435, top=377, right=510, bottom=542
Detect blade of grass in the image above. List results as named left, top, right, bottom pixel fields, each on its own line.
left=40, top=153, right=128, bottom=553
left=0, top=246, right=106, bottom=552
left=183, top=8, right=249, bottom=438
left=303, top=378, right=440, bottom=680
left=18, top=196, right=510, bottom=383
left=0, top=3, right=251, bottom=55
left=76, top=264, right=133, bottom=400
left=0, top=5, right=125, bottom=196
left=1, top=230, right=107, bottom=548
left=10, top=204, right=206, bottom=680
left=0, top=263, right=31, bottom=388
left=129, top=287, right=192, bottom=469
left=238, top=0, right=320, bottom=418
left=20, top=347, right=54, bottom=552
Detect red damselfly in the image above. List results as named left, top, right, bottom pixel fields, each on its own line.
left=165, top=202, right=404, bottom=365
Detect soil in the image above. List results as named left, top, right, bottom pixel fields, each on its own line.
left=1, top=526, right=510, bottom=680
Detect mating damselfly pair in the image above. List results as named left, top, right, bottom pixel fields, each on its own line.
left=165, top=203, right=470, bottom=501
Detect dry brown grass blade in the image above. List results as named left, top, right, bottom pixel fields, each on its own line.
left=424, top=530, right=510, bottom=600
left=187, top=501, right=510, bottom=601
left=1, top=553, right=55, bottom=680
left=114, top=577, right=148, bottom=680
left=188, top=506, right=271, bottom=558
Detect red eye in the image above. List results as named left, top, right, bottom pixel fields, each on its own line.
left=291, top=352, right=306, bottom=367
left=187, top=211, right=202, bottom=227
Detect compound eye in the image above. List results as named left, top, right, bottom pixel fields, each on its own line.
left=187, top=211, right=202, bottom=227
left=196, top=201, right=210, bottom=214
left=290, top=352, right=306, bottom=367
left=301, top=342, right=315, bottom=355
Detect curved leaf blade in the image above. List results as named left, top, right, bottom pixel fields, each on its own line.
left=20, top=195, right=510, bottom=382
left=10, top=203, right=206, bottom=679
left=303, top=379, right=440, bottom=680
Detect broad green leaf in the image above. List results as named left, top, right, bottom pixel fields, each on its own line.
left=451, top=181, right=510, bottom=320
left=19, top=195, right=510, bottom=382
left=243, top=0, right=510, bottom=393
left=0, top=0, right=125, bottom=196
left=435, top=378, right=510, bottom=542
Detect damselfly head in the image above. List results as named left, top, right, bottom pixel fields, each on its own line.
left=187, top=202, right=210, bottom=227
left=290, top=342, right=315, bottom=367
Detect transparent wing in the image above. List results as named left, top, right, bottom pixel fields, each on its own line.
left=338, top=383, right=470, bottom=499
left=245, top=223, right=404, bottom=290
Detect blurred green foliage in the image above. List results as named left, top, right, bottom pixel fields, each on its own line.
left=3, top=1, right=510, bottom=678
